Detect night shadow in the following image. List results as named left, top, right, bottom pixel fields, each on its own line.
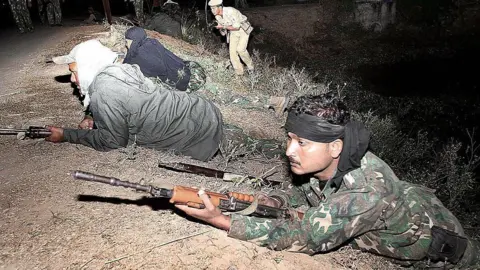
left=54, top=74, right=71, bottom=83
left=355, top=48, right=480, bottom=98
left=77, top=194, right=175, bottom=211
left=54, top=75, right=84, bottom=102
left=71, top=85, right=84, bottom=101
left=76, top=194, right=213, bottom=225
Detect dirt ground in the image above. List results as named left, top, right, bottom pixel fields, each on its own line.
left=0, top=24, right=396, bottom=270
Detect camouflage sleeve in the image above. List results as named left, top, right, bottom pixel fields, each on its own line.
left=228, top=186, right=384, bottom=254
left=268, top=183, right=309, bottom=208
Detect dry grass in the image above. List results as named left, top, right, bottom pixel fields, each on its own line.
left=329, top=246, right=402, bottom=270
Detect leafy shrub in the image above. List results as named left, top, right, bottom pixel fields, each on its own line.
left=353, top=110, right=479, bottom=222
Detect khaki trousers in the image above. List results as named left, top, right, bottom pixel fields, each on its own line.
left=229, top=30, right=254, bottom=75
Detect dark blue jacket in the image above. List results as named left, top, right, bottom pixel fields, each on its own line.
left=124, top=27, right=190, bottom=91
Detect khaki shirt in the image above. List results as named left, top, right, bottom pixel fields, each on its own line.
left=215, top=7, right=249, bottom=36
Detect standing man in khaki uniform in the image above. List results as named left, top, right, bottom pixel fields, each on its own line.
left=208, top=0, right=254, bottom=75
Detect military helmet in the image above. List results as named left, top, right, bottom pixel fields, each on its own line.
left=208, top=0, right=223, bottom=6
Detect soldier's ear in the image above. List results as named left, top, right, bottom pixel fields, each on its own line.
left=329, top=139, right=343, bottom=159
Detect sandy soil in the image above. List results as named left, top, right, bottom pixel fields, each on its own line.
left=0, top=24, right=396, bottom=270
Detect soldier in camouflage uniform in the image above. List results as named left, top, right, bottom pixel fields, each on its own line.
left=176, top=92, right=480, bottom=269
left=38, top=0, right=62, bottom=26
left=8, top=0, right=34, bottom=33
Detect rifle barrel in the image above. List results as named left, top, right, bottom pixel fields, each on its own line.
left=0, top=129, right=26, bottom=134
left=72, top=171, right=151, bottom=193
left=0, top=127, right=51, bottom=138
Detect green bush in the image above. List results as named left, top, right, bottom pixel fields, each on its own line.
left=352, top=110, right=479, bottom=225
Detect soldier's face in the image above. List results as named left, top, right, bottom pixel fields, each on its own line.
left=210, top=6, right=222, bottom=16
left=286, top=132, right=342, bottom=177
left=69, top=62, right=79, bottom=88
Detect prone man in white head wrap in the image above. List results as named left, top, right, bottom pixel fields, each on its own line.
left=46, top=39, right=224, bottom=161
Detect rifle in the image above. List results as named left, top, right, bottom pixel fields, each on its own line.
left=158, top=162, right=283, bottom=184
left=73, top=171, right=298, bottom=219
left=0, top=126, right=51, bottom=139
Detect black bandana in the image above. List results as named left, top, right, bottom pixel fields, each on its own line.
left=285, top=112, right=345, bottom=143
left=285, top=112, right=370, bottom=189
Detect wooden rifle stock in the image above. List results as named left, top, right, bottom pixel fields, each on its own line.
left=171, top=186, right=254, bottom=209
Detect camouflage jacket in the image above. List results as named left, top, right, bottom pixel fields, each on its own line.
left=228, top=152, right=465, bottom=264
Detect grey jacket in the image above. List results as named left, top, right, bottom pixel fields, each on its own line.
left=63, top=64, right=223, bottom=161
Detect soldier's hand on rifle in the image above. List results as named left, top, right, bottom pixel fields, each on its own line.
left=175, top=189, right=231, bottom=231
left=78, top=116, right=94, bottom=130
left=45, top=126, right=65, bottom=143
left=257, top=194, right=283, bottom=208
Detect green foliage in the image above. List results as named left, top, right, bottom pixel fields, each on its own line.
left=244, top=50, right=327, bottom=97
left=352, top=110, right=479, bottom=219
left=178, top=8, right=221, bottom=51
